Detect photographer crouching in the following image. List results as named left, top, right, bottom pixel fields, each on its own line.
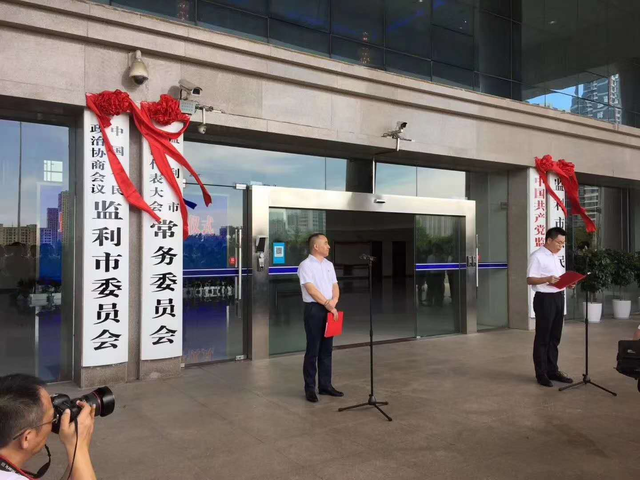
left=0, top=374, right=103, bottom=480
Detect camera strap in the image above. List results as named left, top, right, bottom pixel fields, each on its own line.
left=0, top=445, right=51, bottom=479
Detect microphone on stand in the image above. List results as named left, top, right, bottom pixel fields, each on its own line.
left=359, top=254, right=377, bottom=262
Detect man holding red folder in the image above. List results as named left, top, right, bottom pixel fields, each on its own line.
left=527, top=227, right=574, bottom=387
left=298, top=233, right=344, bottom=403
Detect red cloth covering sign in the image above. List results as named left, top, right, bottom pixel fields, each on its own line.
left=535, top=155, right=596, bottom=233
left=86, top=91, right=212, bottom=238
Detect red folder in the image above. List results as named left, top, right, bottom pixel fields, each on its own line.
left=552, top=271, right=586, bottom=290
left=325, top=311, right=344, bottom=338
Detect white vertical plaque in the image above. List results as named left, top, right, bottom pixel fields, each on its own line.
left=528, top=168, right=547, bottom=320
left=546, top=173, right=567, bottom=314
left=140, top=123, right=184, bottom=360
left=82, top=110, right=130, bottom=367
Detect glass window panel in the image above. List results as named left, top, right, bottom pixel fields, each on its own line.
left=270, top=0, right=329, bottom=31
left=269, top=19, right=330, bottom=56
left=0, top=122, right=71, bottom=382
left=578, top=98, right=609, bottom=121
left=478, top=0, right=511, bottom=18
left=184, top=143, right=327, bottom=189
left=417, top=167, right=466, bottom=199
left=385, top=51, right=432, bottom=81
left=477, top=269, right=508, bottom=329
left=198, top=2, right=267, bottom=41
left=385, top=0, right=431, bottom=58
left=475, top=11, right=511, bottom=78
left=112, top=0, right=194, bottom=21
left=545, top=91, right=574, bottom=113
left=331, top=0, right=384, bottom=46
left=432, top=26, right=474, bottom=70
left=545, top=0, right=577, bottom=35
left=375, top=163, right=417, bottom=196
left=211, top=0, right=267, bottom=15
left=607, top=6, right=636, bottom=64
left=512, top=83, right=546, bottom=106
left=432, top=0, right=473, bottom=36
left=512, top=0, right=544, bottom=28
left=0, top=120, right=19, bottom=231
left=474, top=73, right=512, bottom=99
left=331, top=36, right=384, bottom=69
left=269, top=208, right=326, bottom=355
left=620, top=110, right=636, bottom=128
left=325, top=158, right=347, bottom=191
left=512, top=23, right=546, bottom=85
left=182, top=186, right=245, bottom=364
left=432, top=62, right=474, bottom=89
left=609, top=0, right=637, bottom=12
left=416, top=215, right=464, bottom=336
left=610, top=107, right=622, bottom=124
left=611, top=63, right=640, bottom=113
left=548, top=71, right=602, bottom=98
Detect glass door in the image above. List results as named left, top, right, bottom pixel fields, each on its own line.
left=415, top=215, right=465, bottom=336
left=0, top=120, right=73, bottom=382
left=182, top=184, right=246, bottom=364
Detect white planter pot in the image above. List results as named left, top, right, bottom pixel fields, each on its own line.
left=612, top=299, right=632, bottom=319
left=582, top=302, right=603, bottom=323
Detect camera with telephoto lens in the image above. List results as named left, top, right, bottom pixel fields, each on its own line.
left=50, top=387, right=115, bottom=434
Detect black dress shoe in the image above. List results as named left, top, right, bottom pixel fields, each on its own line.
left=548, top=371, right=573, bottom=384
left=305, top=390, right=319, bottom=403
left=318, top=386, right=344, bottom=397
left=536, top=375, right=553, bottom=387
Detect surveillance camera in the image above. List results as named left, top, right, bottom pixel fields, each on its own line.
left=396, top=121, right=408, bottom=131
left=197, top=124, right=207, bottom=134
left=179, top=79, right=202, bottom=97
left=129, top=50, right=149, bottom=86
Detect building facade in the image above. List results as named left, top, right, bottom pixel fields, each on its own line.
left=1, top=0, right=640, bottom=387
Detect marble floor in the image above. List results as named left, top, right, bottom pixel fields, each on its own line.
left=35, top=317, right=640, bottom=480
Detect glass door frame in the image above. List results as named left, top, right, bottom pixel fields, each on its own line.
left=182, top=182, right=250, bottom=365
left=249, top=185, right=477, bottom=360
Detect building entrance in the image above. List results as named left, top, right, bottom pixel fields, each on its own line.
left=250, top=186, right=476, bottom=359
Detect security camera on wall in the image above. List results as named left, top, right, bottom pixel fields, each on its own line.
left=179, top=79, right=203, bottom=99
left=128, top=50, right=149, bottom=86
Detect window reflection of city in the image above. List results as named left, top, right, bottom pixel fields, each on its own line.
left=0, top=190, right=70, bottom=299
left=182, top=221, right=240, bottom=365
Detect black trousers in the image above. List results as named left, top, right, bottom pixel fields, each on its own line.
left=533, top=292, right=565, bottom=377
left=303, top=302, right=333, bottom=392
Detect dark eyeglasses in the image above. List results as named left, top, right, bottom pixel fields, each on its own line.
left=11, top=413, right=59, bottom=441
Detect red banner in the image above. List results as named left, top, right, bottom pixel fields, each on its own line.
left=535, top=155, right=597, bottom=233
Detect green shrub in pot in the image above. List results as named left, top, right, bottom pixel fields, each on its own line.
left=606, top=249, right=635, bottom=300
left=573, top=248, right=613, bottom=303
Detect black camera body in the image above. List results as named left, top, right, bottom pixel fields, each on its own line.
left=50, top=386, right=115, bottom=433
left=616, top=340, right=640, bottom=392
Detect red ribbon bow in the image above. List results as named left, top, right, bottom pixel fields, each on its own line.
left=86, top=91, right=211, bottom=238
left=534, top=154, right=596, bottom=233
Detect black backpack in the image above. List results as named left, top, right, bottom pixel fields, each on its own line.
left=616, top=340, right=640, bottom=392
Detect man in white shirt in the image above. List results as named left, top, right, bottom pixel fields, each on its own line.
left=298, top=233, right=343, bottom=403
left=527, top=227, right=574, bottom=388
left=0, top=374, right=97, bottom=480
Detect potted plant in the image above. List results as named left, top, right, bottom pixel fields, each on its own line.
left=573, top=248, right=613, bottom=323
left=607, top=249, right=635, bottom=319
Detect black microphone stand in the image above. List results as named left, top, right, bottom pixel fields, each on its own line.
left=559, top=265, right=616, bottom=396
left=338, top=255, right=392, bottom=421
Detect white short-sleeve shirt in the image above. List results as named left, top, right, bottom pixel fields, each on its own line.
left=0, top=469, right=26, bottom=479
left=527, top=246, right=565, bottom=293
left=298, top=255, right=338, bottom=303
